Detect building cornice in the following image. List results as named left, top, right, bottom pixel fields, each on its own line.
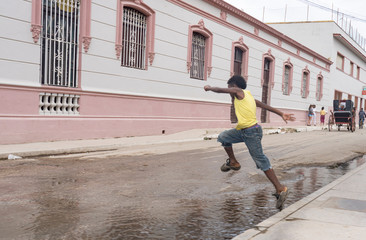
left=333, top=33, right=366, bottom=62
left=200, top=0, right=332, bottom=65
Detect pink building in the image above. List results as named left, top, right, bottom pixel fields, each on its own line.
left=0, top=0, right=332, bottom=144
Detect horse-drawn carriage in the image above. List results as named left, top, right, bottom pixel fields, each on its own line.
left=328, top=100, right=356, bottom=132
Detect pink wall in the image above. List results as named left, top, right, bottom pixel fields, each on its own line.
left=0, top=85, right=231, bottom=144
left=257, top=109, right=308, bottom=128
left=0, top=84, right=311, bottom=145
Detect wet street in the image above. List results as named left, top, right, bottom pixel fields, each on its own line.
left=1, top=143, right=365, bottom=240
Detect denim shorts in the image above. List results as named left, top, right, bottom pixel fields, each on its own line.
left=217, top=125, right=272, bottom=171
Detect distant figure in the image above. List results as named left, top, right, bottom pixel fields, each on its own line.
left=307, top=104, right=314, bottom=126
left=359, top=108, right=365, bottom=129
left=311, top=105, right=317, bottom=126
left=320, top=107, right=327, bottom=127
left=340, top=102, right=346, bottom=110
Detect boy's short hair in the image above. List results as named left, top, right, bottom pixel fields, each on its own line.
left=227, top=75, right=247, bottom=89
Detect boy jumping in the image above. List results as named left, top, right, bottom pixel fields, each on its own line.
left=204, top=75, right=295, bottom=209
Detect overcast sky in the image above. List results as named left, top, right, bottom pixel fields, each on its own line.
left=223, top=0, right=366, bottom=40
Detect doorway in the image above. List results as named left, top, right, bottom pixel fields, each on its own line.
left=261, top=58, right=271, bottom=123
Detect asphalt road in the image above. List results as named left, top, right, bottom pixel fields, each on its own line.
left=1, top=129, right=365, bottom=239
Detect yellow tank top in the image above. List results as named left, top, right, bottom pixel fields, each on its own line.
left=234, top=90, right=258, bottom=130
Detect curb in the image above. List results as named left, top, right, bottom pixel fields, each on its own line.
left=232, top=161, right=366, bottom=240
left=0, top=137, right=206, bottom=160
left=1, top=126, right=323, bottom=160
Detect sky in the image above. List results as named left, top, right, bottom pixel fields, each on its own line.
left=223, top=0, right=366, bottom=43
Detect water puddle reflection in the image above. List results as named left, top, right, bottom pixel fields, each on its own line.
left=99, top=157, right=365, bottom=240
left=17, top=156, right=365, bottom=240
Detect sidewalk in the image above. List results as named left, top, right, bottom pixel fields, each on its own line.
left=234, top=155, right=366, bottom=240
left=0, top=126, right=321, bottom=160
left=0, top=128, right=223, bottom=160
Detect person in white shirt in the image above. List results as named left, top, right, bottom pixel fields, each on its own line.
left=311, top=105, right=317, bottom=126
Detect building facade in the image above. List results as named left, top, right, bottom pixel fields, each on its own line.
left=269, top=21, right=366, bottom=113
left=0, top=0, right=332, bottom=144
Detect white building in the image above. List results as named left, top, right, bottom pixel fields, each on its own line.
left=0, top=0, right=332, bottom=144
left=269, top=21, right=366, bottom=113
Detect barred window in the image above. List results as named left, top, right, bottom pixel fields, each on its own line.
left=41, top=0, right=80, bottom=87
left=283, top=65, right=290, bottom=95
left=316, top=76, right=322, bottom=101
left=121, top=7, right=147, bottom=69
left=234, top=47, right=243, bottom=76
left=190, top=32, right=206, bottom=80
left=302, top=72, right=308, bottom=98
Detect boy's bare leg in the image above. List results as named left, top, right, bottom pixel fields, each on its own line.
left=264, top=168, right=286, bottom=194
left=223, top=146, right=241, bottom=167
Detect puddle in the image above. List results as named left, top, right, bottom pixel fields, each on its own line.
left=4, top=155, right=365, bottom=240
left=103, top=157, right=366, bottom=240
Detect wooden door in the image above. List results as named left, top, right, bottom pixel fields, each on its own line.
left=261, top=59, right=270, bottom=123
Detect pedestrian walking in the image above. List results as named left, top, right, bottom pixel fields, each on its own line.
left=203, top=75, right=295, bottom=210
left=307, top=104, right=314, bottom=126
left=359, top=108, right=365, bottom=129
left=320, top=107, right=327, bottom=128
left=311, top=105, right=317, bottom=126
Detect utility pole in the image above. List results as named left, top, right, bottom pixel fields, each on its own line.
left=284, top=4, right=287, bottom=22
left=285, top=4, right=287, bottom=22
left=342, top=13, right=344, bottom=27
left=331, top=3, right=333, bottom=20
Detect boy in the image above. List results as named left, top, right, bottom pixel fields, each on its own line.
left=204, top=75, right=295, bottom=209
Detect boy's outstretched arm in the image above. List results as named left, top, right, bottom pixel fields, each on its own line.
left=255, top=100, right=296, bottom=123
left=204, top=85, right=244, bottom=99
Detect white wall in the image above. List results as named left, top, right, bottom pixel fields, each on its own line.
left=82, top=0, right=329, bottom=111
left=269, top=21, right=334, bottom=59
left=0, top=0, right=330, bottom=111
left=0, top=0, right=41, bottom=87
left=269, top=21, right=366, bottom=110
left=330, top=23, right=366, bottom=110
left=332, top=39, right=365, bottom=99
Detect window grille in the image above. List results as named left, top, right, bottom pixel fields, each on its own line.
left=234, top=47, right=243, bottom=76
left=39, top=92, right=79, bottom=115
left=190, top=32, right=206, bottom=80
left=122, top=7, right=147, bottom=69
left=283, top=65, right=290, bottom=95
left=302, top=72, right=308, bottom=98
left=41, top=0, right=80, bottom=87
left=316, top=77, right=322, bottom=101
